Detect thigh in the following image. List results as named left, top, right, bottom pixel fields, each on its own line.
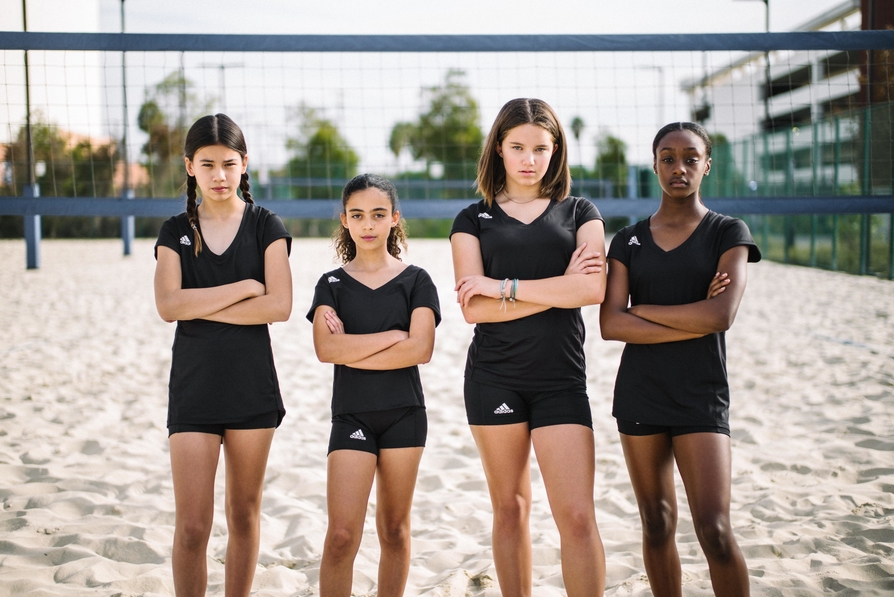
left=464, top=378, right=530, bottom=426
left=531, top=424, right=596, bottom=519
left=619, top=432, right=677, bottom=508
left=170, top=432, right=222, bottom=520
left=470, top=423, right=533, bottom=504
left=671, top=432, right=732, bottom=520
left=222, top=428, right=276, bottom=505
left=327, top=449, right=378, bottom=527
left=375, top=447, right=424, bottom=524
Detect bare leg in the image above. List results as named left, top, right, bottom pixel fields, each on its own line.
left=374, top=447, right=424, bottom=597
left=532, top=424, right=605, bottom=597
left=470, top=423, right=533, bottom=597
left=170, top=432, right=222, bottom=597
left=319, top=450, right=378, bottom=597
left=619, top=432, right=681, bottom=597
left=673, top=433, right=749, bottom=597
left=221, top=428, right=275, bottom=597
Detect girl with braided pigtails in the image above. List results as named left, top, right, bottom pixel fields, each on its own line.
left=154, top=114, right=292, bottom=597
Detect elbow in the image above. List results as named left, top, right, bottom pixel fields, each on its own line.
left=460, top=305, right=484, bottom=325
left=270, top=301, right=292, bottom=323
left=156, top=301, right=178, bottom=323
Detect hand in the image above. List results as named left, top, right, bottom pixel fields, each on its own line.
left=323, top=309, right=345, bottom=334
left=243, top=279, right=266, bottom=298
left=706, top=272, right=730, bottom=299
left=455, top=275, right=501, bottom=308
left=565, top=242, right=604, bottom=276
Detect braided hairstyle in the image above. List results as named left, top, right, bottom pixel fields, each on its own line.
left=183, top=114, right=253, bottom=256
left=333, top=173, right=408, bottom=264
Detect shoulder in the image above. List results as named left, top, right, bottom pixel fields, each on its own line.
left=404, top=264, right=435, bottom=284
left=450, top=200, right=491, bottom=238
left=608, top=220, right=645, bottom=256
left=560, top=196, right=604, bottom=222
left=705, top=211, right=762, bottom=262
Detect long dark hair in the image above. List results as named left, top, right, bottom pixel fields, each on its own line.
left=183, top=113, right=253, bottom=256
left=476, top=98, right=571, bottom=205
left=334, top=173, right=408, bottom=264
left=651, top=121, right=713, bottom=159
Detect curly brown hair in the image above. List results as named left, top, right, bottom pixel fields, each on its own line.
left=333, top=173, right=408, bottom=264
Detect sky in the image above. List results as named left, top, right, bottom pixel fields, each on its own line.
left=0, top=0, right=856, bottom=178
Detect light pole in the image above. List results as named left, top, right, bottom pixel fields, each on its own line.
left=635, top=65, right=665, bottom=128
left=198, top=62, right=244, bottom=113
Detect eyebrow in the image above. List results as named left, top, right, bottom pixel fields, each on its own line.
left=347, top=207, right=389, bottom=212
left=506, top=139, right=551, bottom=147
left=659, top=146, right=700, bottom=153
left=198, top=158, right=240, bottom=163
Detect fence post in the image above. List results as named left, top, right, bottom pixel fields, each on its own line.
left=23, top=184, right=41, bottom=269
left=832, top=117, right=840, bottom=271
left=121, top=188, right=135, bottom=256
left=860, top=109, right=871, bottom=275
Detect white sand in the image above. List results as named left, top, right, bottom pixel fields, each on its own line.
left=0, top=237, right=892, bottom=596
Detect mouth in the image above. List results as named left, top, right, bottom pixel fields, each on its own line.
left=211, top=186, right=228, bottom=193
left=669, top=179, right=688, bottom=188
left=361, top=235, right=376, bottom=242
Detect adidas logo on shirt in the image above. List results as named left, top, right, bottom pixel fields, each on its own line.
left=478, top=212, right=493, bottom=219
left=179, top=235, right=191, bottom=246
left=349, top=429, right=366, bottom=440
left=628, top=236, right=641, bottom=246
left=327, top=275, right=340, bottom=283
left=493, top=403, right=514, bottom=415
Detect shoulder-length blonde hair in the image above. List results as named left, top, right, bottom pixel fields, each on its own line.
left=476, top=98, right=571, bottom=206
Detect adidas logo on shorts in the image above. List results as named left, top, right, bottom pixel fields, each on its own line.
left=478, top=212, right=493, bottom=219
left=179, top=235, right=191, bottom=246
left=349, top=429, right=366, bottom=440
left=328, top=275, right=340, bottom=283
left=628, top=235, right=641, bottom=246
left=493, top=403, right=514, bottom=415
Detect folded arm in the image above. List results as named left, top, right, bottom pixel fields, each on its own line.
left=312, top=305, right=408, bottom=364
left=451, top=219, right=607, bottom=324
left=201, top=239, right=293, bottom=324
left=154, top=245, right=265, bottom=323
left=344, top=307, right=437, bottom=370
left=599, top=245, right=749, bottom=344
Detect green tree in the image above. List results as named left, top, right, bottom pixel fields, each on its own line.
left=389, top=69, right=484, bottom=189
left=594, top=133, right=628, bottom=198
left=283, top=104, right=360, bottom=199
left=137, top=71, right=209, bottom=197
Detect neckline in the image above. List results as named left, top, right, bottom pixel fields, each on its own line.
left=338, top=264, right=413, bottom=291
left=491, top=197, right=555, bottom=226
left=197, top=202, right=250, bottom=258
left=645, top=210, right=711, bottom=254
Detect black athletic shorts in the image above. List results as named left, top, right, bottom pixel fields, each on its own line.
left=328, top=406, right=427, bottom=455
left=168, top=410, right=280, bottom=438
left=616, top=419, right=730, bottom=437
left=464, top=378, right=592, bottom=429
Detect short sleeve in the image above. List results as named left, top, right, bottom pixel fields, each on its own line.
left=154, top=215, right=182, bottom=260
left=410, top=268, right=442, bottom=327
left=719, top=218, right=761, bottom=263
left=608, top=223, right=636, bottom=268
left=450, top=202, right=484, bottom=239
left=306, top=272, right=337, bottom=322
left=572, top=197, right=603, bottom=228
left=261, top=210, right=292, bottom=256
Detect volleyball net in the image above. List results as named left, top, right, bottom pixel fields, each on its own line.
left=1, top=31, right=893, bottom=273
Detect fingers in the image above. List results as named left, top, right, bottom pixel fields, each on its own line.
left=323, top=309, right=345, bottom=334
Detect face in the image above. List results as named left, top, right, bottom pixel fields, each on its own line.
left=496, top=123, right=557, bottom=194
left=185, top=144, right=247, bottom=203
left=653, top=129, right=711, bottom=200
left=339, top=187, right=400, bottom=253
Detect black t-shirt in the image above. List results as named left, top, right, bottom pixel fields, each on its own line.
left=608, top=211, right=761, bottom=429
left=306, top=265, right=442, bottom=416
left=450, top=197, right=604, bottom=391
left=154, top=203, right=292, bottom=426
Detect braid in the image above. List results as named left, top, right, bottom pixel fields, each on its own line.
left=240, top=172, right=254, bottom=204
left=185, top=175, right=203, bottom=256
left=333, top=225, right=356, bottom=264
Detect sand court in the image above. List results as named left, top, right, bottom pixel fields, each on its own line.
left=0, top=237, right=892, bottom=596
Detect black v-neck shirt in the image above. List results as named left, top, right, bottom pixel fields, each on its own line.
left=155, top=203, right=291, bottom=426
left=307, top=265, right=441, bottom=416
left=450, top=197, right=603, bottom=391
left=607, top=211, right=761, bottom=429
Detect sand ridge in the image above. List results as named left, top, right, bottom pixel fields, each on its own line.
left=0, top=238, right=892, bottom=596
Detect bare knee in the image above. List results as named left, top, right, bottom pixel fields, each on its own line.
left=176, top=514, right=213, bottom=551
left=325, top=525, right=361, bottom=562
left=377, top=517, right=411, bottom=551
left=226, top=496, right=262, bottom=536
left=555, top=505, right=598, bottom=543
left=639, top=499, right=677, bottom=548
left=694, top=514, right=737, bottom=562
left=492, top=493, right=531, bottom=533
